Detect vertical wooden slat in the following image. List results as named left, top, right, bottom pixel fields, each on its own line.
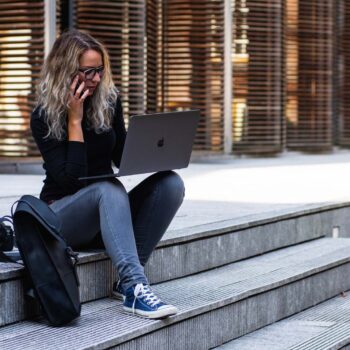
left=161, top=0, right=225, bottom=152
left=0, top=0, right=44, bottom=157
left=56, top=0, right=67, bottom=36
left=57, top=0, right=73, bottom=34
left=231, top=0, right=283, bottom=154
left=145, top=0, right=161, bottom=114
left=285, top=0, right=333, bottom=150
left=338, top=0, right=350, bottom=146
left=333, top=0, right=340, bottom=146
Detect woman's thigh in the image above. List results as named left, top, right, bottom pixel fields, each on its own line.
left=49, top=182, right=106, bottom=247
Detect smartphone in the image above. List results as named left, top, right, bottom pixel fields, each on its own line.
left=73, top=77, right=85, bottom=95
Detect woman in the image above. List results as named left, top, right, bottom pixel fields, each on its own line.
left=30, top=30, right=185, bottom=319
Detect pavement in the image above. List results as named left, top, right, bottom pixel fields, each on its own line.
left=1, top=150, right=350, bottom=231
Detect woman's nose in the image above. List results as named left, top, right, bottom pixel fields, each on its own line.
left=92, top=72, right=101, bottom=83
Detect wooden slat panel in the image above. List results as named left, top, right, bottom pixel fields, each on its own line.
left=232, top=0, right=283, bottom=154
left=146, top=0, right=160, bottom=114
left=0, top=0, right=339, bottom=157
left=285, top=0, right=334, bottom=150
left=0, top=0, right=44, bottom=157
left=161, top=0, right=225, bottom=152
left=337, top=0, right=350, bottom=146
left=56, top=0, right=62, bottom=35
left=75, top=0, right=146, bottom=119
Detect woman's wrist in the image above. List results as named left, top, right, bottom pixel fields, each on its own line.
left=68, top=111, right=82, bottom=125
left=68, top=121, right=84, bottom=142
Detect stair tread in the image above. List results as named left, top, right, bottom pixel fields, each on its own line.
left=1, top=238, right=350, bottom=349
left=216, top=291, right=350, bottom=350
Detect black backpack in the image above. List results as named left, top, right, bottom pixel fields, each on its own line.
left=5, top=195, right=81, bottom=326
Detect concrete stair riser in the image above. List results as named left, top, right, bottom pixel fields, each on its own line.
left=327, top=206, right=350, bottom=238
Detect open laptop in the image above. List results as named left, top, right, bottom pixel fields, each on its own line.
left=78, top=110, right=200, bottom=180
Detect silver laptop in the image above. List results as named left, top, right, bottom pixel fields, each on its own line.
left=78, top=110, right=200, bottom=180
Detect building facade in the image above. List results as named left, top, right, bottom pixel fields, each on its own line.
left=0, top=0, right=347, bottom=157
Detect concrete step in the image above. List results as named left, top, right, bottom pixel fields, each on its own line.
left=0, top=203, right=346, bottom=327
left=1, top=201, right=349, bottom=327
left=1, top=238, right=350, bottom=349
left=214, top=291, right=350, bottom=350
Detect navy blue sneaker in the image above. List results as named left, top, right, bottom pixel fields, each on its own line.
left=123, top=283, right=178, bottom=319
left=112, top=280, right=125, bottom=301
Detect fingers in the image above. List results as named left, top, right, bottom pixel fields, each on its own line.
left=75, top=80, right=85, bottom=97
left=69, top=75, right=89, bottom=101
left=70, top=75, right=79, bottom=94
left=80, top=88, right=90, bottom=100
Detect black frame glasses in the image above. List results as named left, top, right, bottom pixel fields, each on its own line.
left=78, top=66, right=104, bottom=80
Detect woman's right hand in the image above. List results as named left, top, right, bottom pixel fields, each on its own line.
left=67, top=75, right=90, bottom=125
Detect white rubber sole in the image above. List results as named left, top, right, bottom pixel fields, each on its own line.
left=111, top=291, right=125, bottom=301
left=123, top=305, right=178, bottom=319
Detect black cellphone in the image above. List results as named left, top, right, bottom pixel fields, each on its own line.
left=74, top=78, right=83, bottom=95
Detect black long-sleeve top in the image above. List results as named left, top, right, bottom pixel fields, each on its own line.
left=30, top=97, right=127, bottom=203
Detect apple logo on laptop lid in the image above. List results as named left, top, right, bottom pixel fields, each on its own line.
left=157, top=137, right=165, bottom=147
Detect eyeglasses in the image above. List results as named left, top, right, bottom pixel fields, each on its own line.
left=78, top=66, right=104, bottom=80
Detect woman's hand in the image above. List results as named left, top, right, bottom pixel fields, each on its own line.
left=68, top=75, right=90, bottom=125
left=67, top=75, right=88, bottom=142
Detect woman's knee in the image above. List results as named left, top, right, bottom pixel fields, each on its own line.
left=158, top=171, right=185, bottom=201
left=88, top=180, right=128, bottom=200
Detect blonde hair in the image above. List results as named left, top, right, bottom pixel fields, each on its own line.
left=37, top=30, right=118, bottom=140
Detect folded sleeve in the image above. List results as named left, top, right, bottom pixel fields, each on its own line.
left=30, top=107, right=88, bottom=193
left=111, top=96, right=127, bottom=168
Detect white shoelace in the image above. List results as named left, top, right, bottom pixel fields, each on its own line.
left=132, top=283, right=162, bottom=314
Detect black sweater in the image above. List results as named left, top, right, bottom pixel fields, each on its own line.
left=30, top=97, right=127, bottom=203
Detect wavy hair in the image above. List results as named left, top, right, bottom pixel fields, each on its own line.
left=37, top=30, right=118, bottom=140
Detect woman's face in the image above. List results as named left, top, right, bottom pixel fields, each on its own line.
left=78, top=49, right=104, bottom=96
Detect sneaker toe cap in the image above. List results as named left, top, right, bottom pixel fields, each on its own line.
left=158, top=304, right=178, bottom=313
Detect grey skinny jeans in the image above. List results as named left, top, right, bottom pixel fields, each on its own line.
left=49, top=171, right=185, bottom=291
